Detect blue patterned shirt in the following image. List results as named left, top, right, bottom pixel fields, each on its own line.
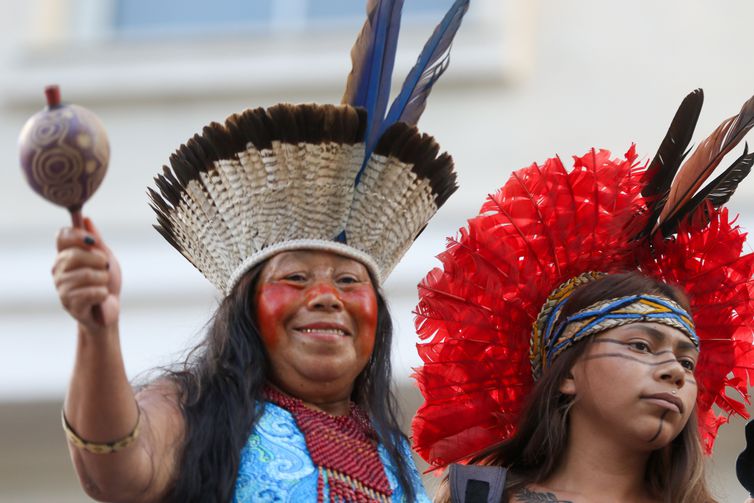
left=233, top=402, right=430, bottom=502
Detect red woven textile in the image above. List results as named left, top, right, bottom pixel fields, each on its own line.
left=265, top=387, right=392, bottom=502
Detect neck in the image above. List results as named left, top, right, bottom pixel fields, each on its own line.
left=266, top=382, right=352, bottom=416
left=542, top=418, right=653, bottom=502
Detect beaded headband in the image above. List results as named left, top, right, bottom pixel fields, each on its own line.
left=412, top=89, right=754, bottom=468
left=531, top=274, right=697, bottom=379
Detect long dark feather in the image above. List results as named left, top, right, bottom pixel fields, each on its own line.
left=704, top=145, right=754, bottom=208
left=382, top=0, right=470, bottom=131
left=341, top=0, right=379, bottom=107
left=659, top=144, right=754, bottom=236
left=341, top=0, right=404, bottom=152
left=634, top=89, right=703, bottom=239
left=656, top=93, right=754, bottom=231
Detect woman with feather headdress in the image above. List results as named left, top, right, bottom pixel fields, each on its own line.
left=412, top=90, right=754, bottom=502
left=51, top=1, right=469, bottom=502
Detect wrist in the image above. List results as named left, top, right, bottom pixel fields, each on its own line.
left=77, top=322, right=120, bottom=347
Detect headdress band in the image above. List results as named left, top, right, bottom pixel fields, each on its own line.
left=547, top=294, right=696, bottom=370
left=226, top=239, right=381, bottom=296
left=531, top=273, right=697, bottom=379
left=531, top=272, right=604, bottom=379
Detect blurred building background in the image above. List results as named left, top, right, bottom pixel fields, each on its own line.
left=0, top=0, right=753, bottom=501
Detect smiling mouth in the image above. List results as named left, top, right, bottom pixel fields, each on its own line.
left=297, top=327, right=349, bottom=336
left=642, top=393, right=685, bottom=414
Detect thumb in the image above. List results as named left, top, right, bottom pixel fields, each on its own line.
left=83, top=217, right=111, bottom=252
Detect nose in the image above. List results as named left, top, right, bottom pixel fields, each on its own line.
left=655, top=357, right=686, bottom=389
left=305, top=281, right=343, bottom=311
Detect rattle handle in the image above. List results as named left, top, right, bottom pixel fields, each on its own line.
left=70, top=208, right=84, bottom=229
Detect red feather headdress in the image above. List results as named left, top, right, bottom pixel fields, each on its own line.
left=412, top=90, right=754, bottom=469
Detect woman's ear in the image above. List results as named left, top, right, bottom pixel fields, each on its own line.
left=559, top=368, right=577, bottom=396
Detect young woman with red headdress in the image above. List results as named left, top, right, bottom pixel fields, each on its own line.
left=412, top=89, right=754, bottom=502
left=51, top=1, right=471, bottom=501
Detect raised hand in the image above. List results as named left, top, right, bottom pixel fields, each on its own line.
left=53, top=217, right=121, bottom=332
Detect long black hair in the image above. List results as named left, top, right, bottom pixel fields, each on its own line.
left=164, top=263, right=416, bottom=502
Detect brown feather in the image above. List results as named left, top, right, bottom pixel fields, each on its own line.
left=634, top=90, right=702, bottom=239
left=656, top=94, right=754, bottom=231
left=659, top=144, right=754, bottom=236
left=342, top=0, right=379, bottom=105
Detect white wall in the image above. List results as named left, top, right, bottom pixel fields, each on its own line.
left=1, top=0, right=753, bottom=501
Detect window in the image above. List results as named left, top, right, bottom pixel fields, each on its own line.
left=113, top=0, right=455, bottom=38
left=9, top=0, right=509, bottom=106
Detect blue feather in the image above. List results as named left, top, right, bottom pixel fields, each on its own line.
left=349, top=0, right=470, bottom=186
left=363, top=0, right=404, bottom=152
left=342, top=0, right=404, bottom=147
left=382, top=0, right=470, bottom=131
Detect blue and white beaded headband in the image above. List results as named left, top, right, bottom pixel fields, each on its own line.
left=531, top=273, right=697, bottom=379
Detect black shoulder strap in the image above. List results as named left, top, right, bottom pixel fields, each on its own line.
left=449, top=463, right=507, bottom=503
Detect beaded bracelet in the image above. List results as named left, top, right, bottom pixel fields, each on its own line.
left=61, top=407, right=141, bottom=454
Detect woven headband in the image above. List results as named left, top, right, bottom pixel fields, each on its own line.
left=540, top=294, right=697, bottom=376
left=531, top=273, right=697, bottom=378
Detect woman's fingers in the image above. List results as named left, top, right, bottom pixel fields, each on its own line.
left=54, top=267, right=110, bottom=290
left=53, top=219, right=120, bottom=328
left=83, top=217, right=122, bottom=297
left=84, top=218, right=107, bottom=250
left=56, top=226, right=100, bottom=253
left=53, top=247, right=109, bottom=275
left=55, top=267, right=110, bottom=319
left=60, top=286, right=110, bottom=318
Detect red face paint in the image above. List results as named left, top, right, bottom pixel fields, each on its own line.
left=253, top=251, right=379, bottom=401
left=256, top=282, right=299, bottom=350
left=342, top=284, right=378, bottom=359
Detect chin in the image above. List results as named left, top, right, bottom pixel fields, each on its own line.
left=300, top=362, right=361, bottom=385
left=302, top=368, right=349, bottom=383
left=643, top=425, right=684, bottom=450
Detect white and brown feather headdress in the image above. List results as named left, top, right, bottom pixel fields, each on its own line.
left=149, top=0, right=469, bottom=293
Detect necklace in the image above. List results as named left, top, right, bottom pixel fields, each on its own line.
left=264, top=386, right=393, bottom=502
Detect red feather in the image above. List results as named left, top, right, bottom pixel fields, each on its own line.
left=412, top=146, right=754, bottom=467
left=412, top=148, right=652, bottom=467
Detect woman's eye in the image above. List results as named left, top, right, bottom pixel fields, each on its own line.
left=337, top=275, right=359, bottom=285
left=680, top=359, right=696, bottom=371
left=283, top=273, right=306, bottom=282
left=628, top=341, right=651, bottom=353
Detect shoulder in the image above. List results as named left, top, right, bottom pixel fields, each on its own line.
left=508, top=484, right=583, bottom=503
left=507, top=485, right=577, bottom=503
left=446, top=463, right=509, bottom=503
left=377, top=435, right=431, bottom=503
left=135, top=378, right=183, bottom=430
left=234, top=403, right=318, bottom=502
left=134, top=378, right=185, bottom=462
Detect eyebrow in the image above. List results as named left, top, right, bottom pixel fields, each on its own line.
left=631, top=325, right=698, bottom=353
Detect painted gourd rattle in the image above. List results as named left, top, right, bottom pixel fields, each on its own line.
left=18, top=85, right=109, bottom=228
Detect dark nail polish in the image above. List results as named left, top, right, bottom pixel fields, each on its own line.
left=84, top=236, right=96, bottom=246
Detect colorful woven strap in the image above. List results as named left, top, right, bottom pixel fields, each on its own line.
left=531, top=272, right=605, bottom=379
left=542, top=294, right=697, bottom=373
